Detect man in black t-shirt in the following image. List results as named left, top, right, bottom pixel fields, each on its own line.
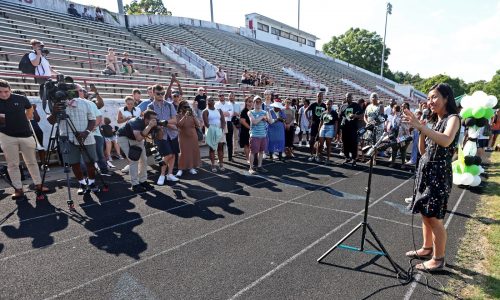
left=339, top=92, right=363, bottom=166
left=305, top=92, right=327, bottom=161
left=193, top=86, right=207, bottom=123
left=116, top=110, right=158, bottom=192
left=0, top=80, right=49, bottom=199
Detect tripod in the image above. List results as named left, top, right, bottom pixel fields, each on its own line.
left=39, top=110, right=108, bottom=211
left=317, top=133, right=406, bottom=279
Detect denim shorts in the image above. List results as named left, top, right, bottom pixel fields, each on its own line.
left=319, top=125, right=335, bottom=138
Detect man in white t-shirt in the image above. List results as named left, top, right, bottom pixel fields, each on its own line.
left=215, top=91, right=234, bottom=161
left=28, top=40, right=57, bottom=84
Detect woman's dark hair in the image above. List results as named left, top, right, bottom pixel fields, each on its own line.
left=429, top=83, right=458, bottom=122
left=177, top=100, right=189, bottom=113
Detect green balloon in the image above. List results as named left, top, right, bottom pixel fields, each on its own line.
left=484, top=107, right=495, bottom=119
left=460, top=107, right=473, bottom=118
left=464, top=164, right=480, bottom=176
left=472, top=107, right=485, bottom=118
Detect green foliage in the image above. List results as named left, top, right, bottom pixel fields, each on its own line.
left=322, top=28, right=390, bottom=75
left=124, top=0, right=172, bottom=15
left=414, top=74, right=467, bottom=96
left=483, top=70, right=500, bottom=102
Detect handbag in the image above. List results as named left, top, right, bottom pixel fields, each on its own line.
left=128, top=144, right=142, bottom=161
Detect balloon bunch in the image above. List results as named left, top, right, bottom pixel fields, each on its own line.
left=453, top=91, right=498, bottom=187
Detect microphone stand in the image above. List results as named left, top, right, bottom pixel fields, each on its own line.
left=317, top=133, right=406, bottom=279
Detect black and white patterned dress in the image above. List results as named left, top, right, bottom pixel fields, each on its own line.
left=411, top=114, right=459, bottom=219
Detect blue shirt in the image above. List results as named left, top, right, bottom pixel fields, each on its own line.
left=249, top=110, right=267, bottom=138
left=138, top=99, right=152, bottom=112
left=148, top=100, right=178, bottom=139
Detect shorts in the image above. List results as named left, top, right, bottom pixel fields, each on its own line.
left=300, top=125, right=310, bottom=133
left=104, top=136, right=117, bottom=143
left=250, top=136, right=267, bottom=153
left=156, top=137, right=180, bottom=156
left=319, top=125, right=335, bottom=139
left=64, top=143, right=97, bottom=165
left=478, top=139, right=489, bottom=148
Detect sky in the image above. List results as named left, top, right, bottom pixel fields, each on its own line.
left=73, top=0, right=500, bottom=83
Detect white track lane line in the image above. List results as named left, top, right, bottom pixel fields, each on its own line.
left=229, top=178, right=411, bottom=299
left=43, top=170, right=365, bottom=299
left=402, top=189, right=467, bottom=300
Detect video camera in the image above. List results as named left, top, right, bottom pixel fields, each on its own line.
left=42, top=74, right=78, bottom=114
left=144, top=141, right=165, bottom=167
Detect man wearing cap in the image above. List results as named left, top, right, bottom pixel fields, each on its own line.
left=215, top=91, right=234, bottom=161
left=28, top=39, right=58, bottom=87
left=248, top=95, right=270, bottom=174
left=165, top=74, right=183, bottom=108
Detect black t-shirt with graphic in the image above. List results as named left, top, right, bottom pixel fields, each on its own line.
left=308, top=102, right=327, bottom=125
left=322, top=110, right=339, bottom=126
left=340, top=102, right=362, bottom=131
left=194, top=94, right=207, bottom=110
left=0, top=93, right=33, bottom=137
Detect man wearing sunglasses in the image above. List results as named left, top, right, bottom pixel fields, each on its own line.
left=147, top=84, right=179, bottom=184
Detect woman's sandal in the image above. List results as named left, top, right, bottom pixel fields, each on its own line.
left=405, top=247, right=433, bottom=259
left=415, top=256, right=446, bottom=272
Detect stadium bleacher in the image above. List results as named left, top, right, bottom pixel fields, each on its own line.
left=0, top=0, right=411, bottom=104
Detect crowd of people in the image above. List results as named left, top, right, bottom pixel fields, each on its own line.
left=241, top=70, right=274, bottom=87
left=67, top=4, right=105, bottom=22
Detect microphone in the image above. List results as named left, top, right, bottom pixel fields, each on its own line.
left=379, top=135, right=413, bottom=151
left=366, top=132, right=389, bottom=157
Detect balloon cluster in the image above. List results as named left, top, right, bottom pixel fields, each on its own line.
left=453, top=91, right=498, bottom=187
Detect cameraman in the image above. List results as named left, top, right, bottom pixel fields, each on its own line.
left=0, top=80, right=49, bottom=199
left=29, top=40, right=58, bottom=87
left=46, top=85, right=99, bottom=195
left=148, top=84, right=179, bottom=184
left=116, top=110, right=158, bottom=192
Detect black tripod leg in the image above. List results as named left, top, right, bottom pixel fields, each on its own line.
left=317, top=222, right=364, bottom=263
left=365, top=223, right=404, bottom=276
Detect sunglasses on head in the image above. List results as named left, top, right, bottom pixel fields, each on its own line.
left=155, top=91, right=165, bottom=96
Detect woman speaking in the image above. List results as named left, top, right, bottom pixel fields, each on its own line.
left=402, top=83, right=460, bottom=272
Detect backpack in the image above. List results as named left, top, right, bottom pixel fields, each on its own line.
left=18, top=52, right=38, bottom=74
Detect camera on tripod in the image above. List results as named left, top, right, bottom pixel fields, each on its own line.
left=42, top=74, right=78, bottom=114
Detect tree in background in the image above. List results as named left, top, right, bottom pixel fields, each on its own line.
left=125, top=0, right=171, bottom=15
left=415, top=74, right=467, bottom=97
left=322, top=28, right=390, bottom=75
left=483, top=70, right=500, bottom=102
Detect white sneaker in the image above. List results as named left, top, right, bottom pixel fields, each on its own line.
left=404, top=197, right=413, bottom=204
left=308, top=156, right=315, bottom=162
left=121, top=164, right=130, bottom=173
left=157, top=175, right=166, bottom=185
left=189, top=168, right=197, bottom=175
left=263, top=153, right=268, bottom=159
left=167, top=174, right=179, bottom=182
left=176, top=170, right=183, bottom=177
left=107, top=161, right=116, bottom=168
left=94, top=162, right=100, bottom=171
left=273, top=154, right=279, bottom=160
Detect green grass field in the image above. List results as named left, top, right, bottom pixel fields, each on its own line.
left=445, top=151, right=500, bottom=299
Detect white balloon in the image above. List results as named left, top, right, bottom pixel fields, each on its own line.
left=470, top=176, right=481, bottom=187
left=479, top=166, right=485, bottom=174
left=486, top=95, right=498, bottom=108
left=462, top=173, right=474, bottom=185
left=472, top=91, right=488, bottom=98
left=453, top=173, right=462, bottom=185
left=460, top=95, right=473, bottom=108
left=463, top=140, right=477, bottom=156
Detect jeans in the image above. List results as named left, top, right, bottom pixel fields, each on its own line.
left=94, top=136, right=108, bottom=173
left=225, top=121, right=234, bottom=160
left=410, top=130, right=419, bottom=163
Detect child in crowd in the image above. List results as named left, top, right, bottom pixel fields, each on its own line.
left=100, top=117, right=122, bottom=168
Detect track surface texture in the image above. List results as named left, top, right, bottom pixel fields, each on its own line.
left=0, top=149, right=480, bottom=300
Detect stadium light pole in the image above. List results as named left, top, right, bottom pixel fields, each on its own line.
left=298, top=0, right=300, bottom=31
left=380, top=2, right=392, bottom=79
left=210, top=0, right=214, bottom=23
left=117, top=0, right=124, bottom=14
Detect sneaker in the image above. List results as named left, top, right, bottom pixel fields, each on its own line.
left=77, top=183, right=87, bottom=195
left=352, top=161, right=357, bottom=167
left=88, top=183, right=100, bottom=193
left=108, top=157, right=113, bottom=162
left=189, top=168, right=197, bottom=175
left=94, top=162, right=100, bottom=171
left=121, top=164, right=130, bottom=174
left=315, top=156, right=322, bottom=162
left=132, top=184, right=146, bottom=192
left=118, top=155, right=124, bottom=160
left=248, top=168, right=257, bottom=175
left=343, top=158, right=351, bottom=164
left=263, top=153, right=268, bottom=159
left=140, top=181, right=154, bottom=190
left=273, top=154, right=279, bottom=160
left=176, top=170, right=183, bottom=177
left=166, top=174, right=179, bottom=182
left=405, top=160, right=416, bottom=165
left=308, top=156, right=315, bottom=162
left=107, top=161, right=116, bottom=168
left=157, top=175, right=166, bottom=185
left=404, top=197, right=413, bottom=204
